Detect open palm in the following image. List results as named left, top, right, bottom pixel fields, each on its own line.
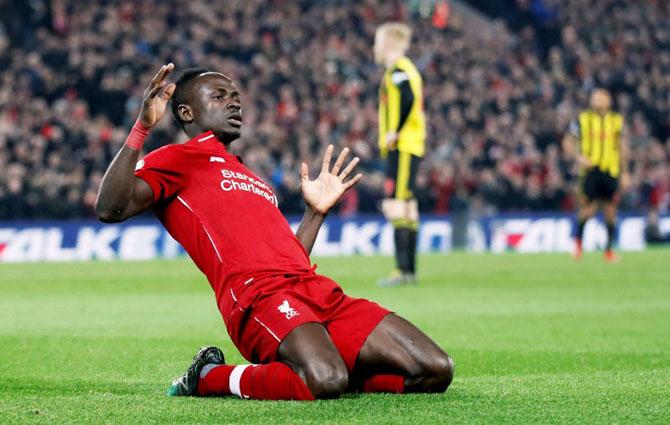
left=300, top=145, right=363, bottom=215
left=139, top=63, right=176, bottom=129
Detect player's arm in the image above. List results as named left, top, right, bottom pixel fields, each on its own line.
left=296, top=145, right=362, bottom=254
left=95, top=63, right=176, bottom=223
left=562, top=118, right=590, bottom=168
left=561, top=133, right=581, bottom=169
left=386, top=70, right=414, bottom=149
left=95, top=133, right=154, bottom=223
left=619, top=124, right=630, bottom=190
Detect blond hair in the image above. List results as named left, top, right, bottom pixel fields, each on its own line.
left=376, top=22, right=412, bottom=52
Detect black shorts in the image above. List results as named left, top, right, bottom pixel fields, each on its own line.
left=582, top=168, right=618, bottom=201
left=385, top=150, right=420, bottom=200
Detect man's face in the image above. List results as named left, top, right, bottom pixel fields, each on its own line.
left=191, top=73, right=243, bottom=142
left=590, top=89, right=612, bottom=113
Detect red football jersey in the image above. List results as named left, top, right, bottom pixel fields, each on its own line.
left=135, top=131, right=312, bottom=303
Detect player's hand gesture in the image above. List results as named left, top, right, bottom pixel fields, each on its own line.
left=139, top=63, right=176, bottom=129
left=300, top=145, right=363, bottom=216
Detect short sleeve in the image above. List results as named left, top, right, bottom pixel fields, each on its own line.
left=391, top=70, right=409, bottom=86
left=134, top=145, right=186, bottom=202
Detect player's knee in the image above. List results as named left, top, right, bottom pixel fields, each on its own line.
left=438, top=354, right=455, bottom=390
left=422, top=352, right=454, bottom=392
left=304, top=360, right=349, bottom=399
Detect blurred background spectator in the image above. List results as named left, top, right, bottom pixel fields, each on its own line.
left=0, top=0, right=668, bottom=220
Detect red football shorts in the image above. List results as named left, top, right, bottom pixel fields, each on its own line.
left=220, top=272, right=391, bottom=371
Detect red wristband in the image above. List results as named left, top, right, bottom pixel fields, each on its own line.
left=125, top=120, right=149, bottom=150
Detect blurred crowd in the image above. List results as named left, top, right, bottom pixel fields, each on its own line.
left=0, top=0, right=668, bottom=220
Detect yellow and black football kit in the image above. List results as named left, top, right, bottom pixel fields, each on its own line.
left=378, top=56, right=426, bottom=277
left=379, top=56, right=426, bottom=203
left=569, top=110, right=624, bottom=201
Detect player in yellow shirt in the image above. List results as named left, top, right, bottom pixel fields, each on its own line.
left=374, top=23, right=426, bottom=286
left=563, top=88, right=630, bottom=262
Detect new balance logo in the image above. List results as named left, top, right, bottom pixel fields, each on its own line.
left=278, top=300, right=300, bottom=320
left=210, top=156, right=226, bottom=163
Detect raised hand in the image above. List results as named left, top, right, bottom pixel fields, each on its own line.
left=300, top=145, right=363, bottom=216
left=139, top=63, right=176, bottom=129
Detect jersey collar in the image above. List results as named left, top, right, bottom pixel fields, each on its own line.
left=390, top=55, right=408, bottom=69
left=191, top=130, right=228, bottom=152
left=189, top=130, right=244, bottom=162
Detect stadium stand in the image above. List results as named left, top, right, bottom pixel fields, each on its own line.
left=0, top=0, right=668, bottom=219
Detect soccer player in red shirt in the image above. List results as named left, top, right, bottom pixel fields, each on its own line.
left=95, top=63, right=453, bottom=400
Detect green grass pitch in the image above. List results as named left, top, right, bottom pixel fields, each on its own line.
left=1, top=251, right=669, bottom=424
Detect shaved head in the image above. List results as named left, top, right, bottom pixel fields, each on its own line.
left=197, top=71, right=230, bottom=79
left=171, top=67, right=212, bottom=130
left=171, top=67, right=242, bottom=144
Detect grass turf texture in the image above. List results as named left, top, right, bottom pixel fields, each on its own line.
left=0, top=251, right=668, bottom=424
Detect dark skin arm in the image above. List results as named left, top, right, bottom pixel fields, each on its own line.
left=295, top=209, right=326, bottom=256
left=95, top=64, right=176, bottom=222
left=96, top=63, right=361, bottom=256
left=95, top=146, right=154, bottom=223
left=295, top=145, right=362, bottom=254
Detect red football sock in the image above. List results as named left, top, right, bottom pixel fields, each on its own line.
left=362, top=374, right=405, bottom=394
left=197, top=363, right=314, bottom=401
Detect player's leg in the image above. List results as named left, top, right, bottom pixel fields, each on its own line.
left=393, top=151, right=417, bottom=282
left=603, top=200, right=618, bottom=247
left=602, top=173, right=620, bottom=261
left=353, top=314, right=454, bottom=393
left=405, top=200, right=419, bottom=281
left=379, top=150, right=405, bottom=285
left=379, top=150, right=416, bottom=286
left=191, top=324, right=348, bottom=401
left=277, top=322, right=349, bottom=399
left=575, top=171, right=598, bottom=258
left=170, top=346, right=316, bottom=401
left=181, top=290, right=347, bottom=400
left=200, top=324, right=348, bottom=400
left=576, top=197, right=597, bottom=246
left=195, top=331, right=347, bottom=401
left=602, top=200, right=619, bottom=261
left=404, top=154, right=421, bottom=281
